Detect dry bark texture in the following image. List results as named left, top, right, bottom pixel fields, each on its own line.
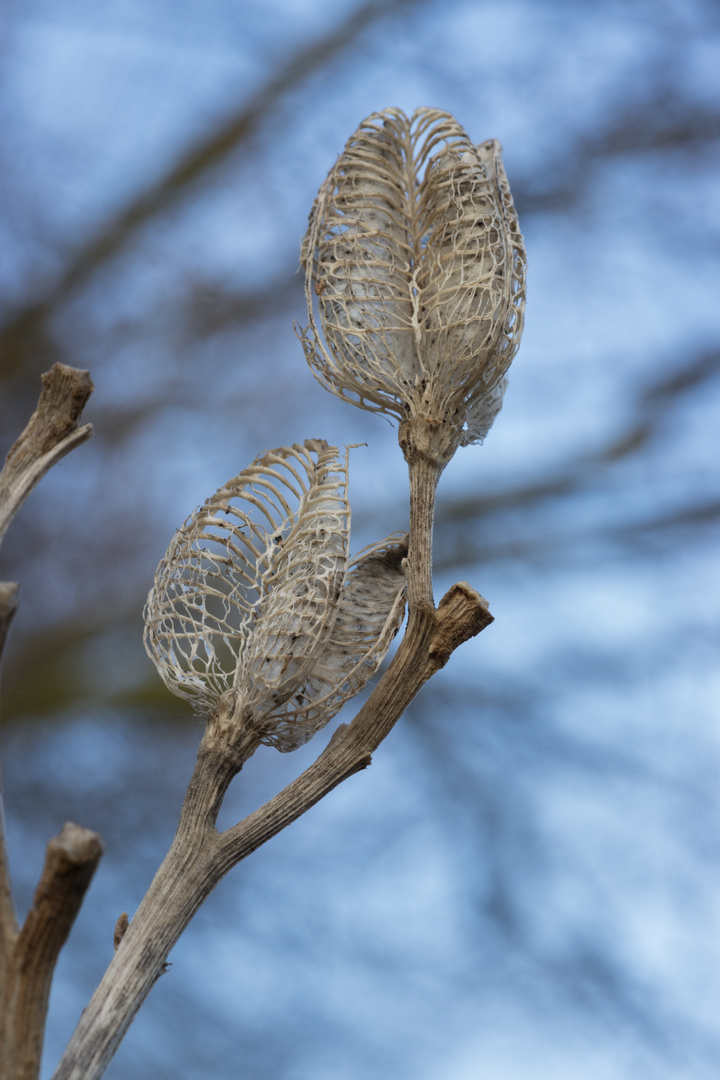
left=0, top=364, right=93, bottom=546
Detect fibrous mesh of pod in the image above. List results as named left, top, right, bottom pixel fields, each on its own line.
left=143, top=442, right=407, bottom=751
left=265, top=533, right=407, bottom=751
left=143, top=440, right=349, bottom=717
left=298, top=107, right=526, bottom=444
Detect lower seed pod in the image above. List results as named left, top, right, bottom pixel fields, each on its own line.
left=143, top=441, right=407, bottom=751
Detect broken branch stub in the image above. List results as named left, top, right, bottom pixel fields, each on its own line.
left=0, top=364, right=93, bottom=547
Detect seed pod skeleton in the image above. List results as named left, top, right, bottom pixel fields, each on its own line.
left=299, top=107, right=526, bottom=466
left=143, top=441, right=407, bottom=751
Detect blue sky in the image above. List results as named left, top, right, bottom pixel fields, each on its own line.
left=1, top=1, right=719, bottom=1077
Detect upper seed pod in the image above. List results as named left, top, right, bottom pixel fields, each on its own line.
left=143, top=441, right=407, bottom=751
left=299, top=107, right=526, bottom=459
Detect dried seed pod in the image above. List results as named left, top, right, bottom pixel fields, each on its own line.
left=144, top=441, right=349, bottom=720
left=143, top=442, right=407, bottom=751
left=264, top=534, right=407, bottom=751
left=299, top=107, right=526, bottom=455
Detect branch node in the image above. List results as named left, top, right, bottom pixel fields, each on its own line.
left=113, top=912, right=129, bottom=952
left=4, top=364, right=93, bottom=465
left=0, top=364, right=94, bottom=546
left=322, top=722, right=349, bottom=753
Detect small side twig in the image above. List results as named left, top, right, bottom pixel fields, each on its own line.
left=0, top=363, right=93, bottom=547
left=113, top=913, right=129, bottom=953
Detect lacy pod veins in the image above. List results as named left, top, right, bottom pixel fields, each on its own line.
left=143, top=441, right=407, bottom=751
left=299, top=107, right=526, bottom=465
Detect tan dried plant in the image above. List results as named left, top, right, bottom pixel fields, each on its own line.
left=0, top=108, right=517, bottom=1080
left=143, top=440, right=407, bottom=751
left=299, top=107, right=526, bottom=461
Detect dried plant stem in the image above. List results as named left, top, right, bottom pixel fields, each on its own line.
left=0, top=585, right=21, bottom=986
left=0, top=584, right=19, bottom=670
left=0, top=367, right=95, bottom=1080
left=50, top=432, right=493, bottom=1080
left=0, top=825, right=103, bottom=1080
left=407, top=454, right=441, bottom=608
left=49, top=725, right=261, bottom=1080
left=215, top=580, right=493, bottom=870
left=0, top=364, right=93, bottom=547
left=400, top=412, right=461, bottom=608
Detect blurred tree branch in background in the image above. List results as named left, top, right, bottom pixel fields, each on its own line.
left=0, top=0, right=422, bottom=380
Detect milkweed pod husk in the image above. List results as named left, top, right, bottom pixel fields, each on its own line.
left=299, top=107, right=526, bottom=449
left=143, top=440, right=350, bottom=718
